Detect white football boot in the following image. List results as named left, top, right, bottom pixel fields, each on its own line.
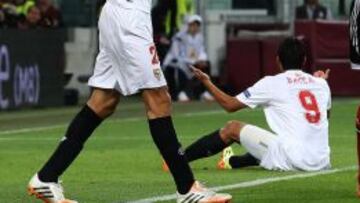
left=177, top=181, right=232, bottom=203
left=28, top=174, right=78, bottom=203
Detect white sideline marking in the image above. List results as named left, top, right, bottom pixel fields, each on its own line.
left=0, top=103, right=142, bottom=121
left=0, top=110, right=224, bottom=136
left=0, top=125, right=66, bottom=136
left=123, top=166, right=356, bottom=203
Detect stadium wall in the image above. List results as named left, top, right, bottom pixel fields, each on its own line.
left=226, top=21, right=360, bottom=96
left=0, top=29, right=66, bottom=110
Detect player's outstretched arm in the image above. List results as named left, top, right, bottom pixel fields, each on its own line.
left=313, top=69, right=331, bottom=118
left=191, top=67, right=246, bottom=112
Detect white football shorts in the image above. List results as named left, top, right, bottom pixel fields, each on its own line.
left=239, top=124, right=330, bottom=171
left=88, top=0, right=167, bottom=96
left=239, top=124, right=278, bottom=161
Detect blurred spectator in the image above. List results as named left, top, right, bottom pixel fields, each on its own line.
left=152, top=0, right=194, bottom=64
left=15, top=0, right=35, bottom=16
left=36, top=0, right=62, bottom=27
left=163, top=15, right=213, bottom=102
left=17, top=5, right=41, bottom=29
left=0, top=0, right=62, bottom=29
left=296, top=0, right=333, bottom=20
left=152, top=0, right=176, bottom=62
left=0, top=2, right=19, bottom=28
left=165, top=0, right=194, bottom=37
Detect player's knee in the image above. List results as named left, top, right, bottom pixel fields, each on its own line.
left=220, top=120, right=245, bottom=143
left=143, top=87, right=172, bottom=118
left=150, top=93, right=171, bottom=117
left=87, top=95, right=119, bottom=118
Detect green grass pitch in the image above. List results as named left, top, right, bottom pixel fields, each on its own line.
left=0, top=98, right=359, bottom=203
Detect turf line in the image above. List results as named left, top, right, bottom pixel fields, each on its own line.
left=123, top=166, right=356, bottom=203
left=0, top=110, right=224, bottom=136
left=0, top=103, right=143, bottom=121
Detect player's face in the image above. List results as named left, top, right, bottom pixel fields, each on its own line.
left=188, top=22, right=201, bottom=36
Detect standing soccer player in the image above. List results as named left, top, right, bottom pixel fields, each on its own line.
left=350, top=0, right=360, bottom=197
left=27, top=0, right=232, bottom=202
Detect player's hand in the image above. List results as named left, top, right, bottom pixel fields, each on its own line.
left=313, top=69, right=330, bottom=80
left=191, top=66, right=210, bottom=82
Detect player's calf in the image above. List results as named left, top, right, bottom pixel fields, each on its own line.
left=227, top=153, right=259, bottom=169
left=36, top=88, right=116, bottom=184
left=143, top=88, right=195, bottom=194
left=142, top=87, right=172, bottom=119
left=185, top=129, right=229, bottom=162
left=184, top=120, right=245, bottom=163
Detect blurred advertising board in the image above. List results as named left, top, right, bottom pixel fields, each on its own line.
left=0, top=29, right=66, bottom=110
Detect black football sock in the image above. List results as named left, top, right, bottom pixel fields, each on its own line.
left=148, top=117, right=194, bottom=194
left=229, top=153, right=259, bottom=169
left=185, top=130, right=229, bottom=162
left=38, top=105, right=103, bottom=183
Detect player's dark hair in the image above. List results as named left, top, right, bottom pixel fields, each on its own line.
left=277, top=37, right=306, bottom=70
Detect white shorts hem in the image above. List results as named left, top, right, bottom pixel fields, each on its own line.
left=88, top=81, right=167, bottom=96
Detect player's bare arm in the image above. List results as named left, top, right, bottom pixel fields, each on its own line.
left=313, top=69, right=331, bottom=118
left=191, top=67, right=246, bottom=112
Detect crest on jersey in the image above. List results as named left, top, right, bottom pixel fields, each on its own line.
left=153, top=69, right=162, bottom=81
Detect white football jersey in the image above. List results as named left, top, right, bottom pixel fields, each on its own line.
left=109, top=0, right=152, bottom=13
left=237, top=70, right=331, bottom=171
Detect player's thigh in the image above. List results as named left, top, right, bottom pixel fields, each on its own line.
left=88, top=3, right=125, bottom=92
left=142, top=87, right=172, bottom=119
left=240, top=125, right=278, bottom=160
left=99, top=5, right=166, bottom=95
left=119, top=31, right=167, bottom=94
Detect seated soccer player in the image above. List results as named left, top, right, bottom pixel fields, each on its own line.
left=183, top=38, right=332, bottom=171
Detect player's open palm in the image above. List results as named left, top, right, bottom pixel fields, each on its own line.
left=313, top=69, right=330, bottom=80
left=191, top=66, right=210, bottom=82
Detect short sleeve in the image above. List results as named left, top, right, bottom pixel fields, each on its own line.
left=236, top=77, right=272, bottom=109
